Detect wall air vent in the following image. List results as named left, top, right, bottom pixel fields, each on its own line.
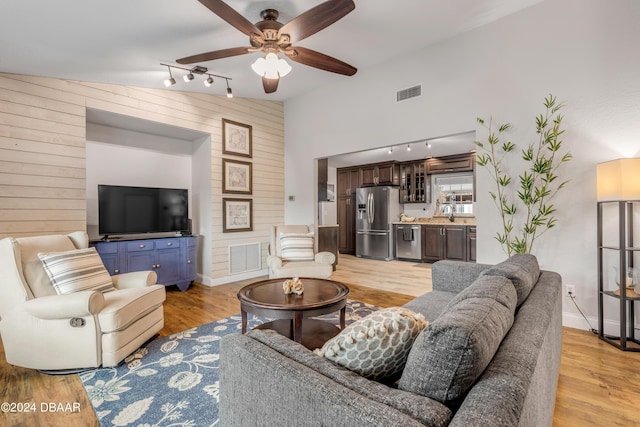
left=396, top=84, right=422, bottom=102
left=229, top=242, right=261, bottom=275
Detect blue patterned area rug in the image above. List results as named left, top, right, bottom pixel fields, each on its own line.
left=79, top=300, right=378, bottom=427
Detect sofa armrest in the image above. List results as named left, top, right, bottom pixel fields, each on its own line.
left=112, top=271, right=157, bottom=289
left=220, top=330, right=452, bottom=427
left=314, top=251, right=335, bottom=265
left=23, top=291, right=105, bottom=319
left=431, top=260, right=492, bottom=293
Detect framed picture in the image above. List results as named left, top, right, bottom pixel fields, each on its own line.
left=222, top=118, right=252, bottom=158
left=223, top=198, right=253, bottom=232
left=223, top=159, right=252, bottom=194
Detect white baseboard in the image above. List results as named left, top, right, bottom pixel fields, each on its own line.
left=563, top=311, right=639, bottom=336
left=200, top=269, right=269, bottom=287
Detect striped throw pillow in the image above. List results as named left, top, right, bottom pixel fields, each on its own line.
left=38, top=247, right=115, bottom=294
left=280, top=233, right=315, bottom=261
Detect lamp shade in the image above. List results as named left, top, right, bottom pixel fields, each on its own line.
left=596, top=158, right=640, bottom=201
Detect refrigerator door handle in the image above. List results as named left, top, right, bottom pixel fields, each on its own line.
left=357, top=231, right=388, bottom=236
left=369, top=193, right=375, bottom=224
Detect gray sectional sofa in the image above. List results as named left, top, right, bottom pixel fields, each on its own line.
left=219, top=254, right=562, bottom=426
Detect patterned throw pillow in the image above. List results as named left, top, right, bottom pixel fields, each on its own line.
left=38, top=247, right=115, bottom=295
left=314, top=307, right=428, bottom=383
left=279, top=233, right=315, bottom=261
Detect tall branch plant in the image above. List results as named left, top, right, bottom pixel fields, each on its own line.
left=475, top=94, right=572, bottom=256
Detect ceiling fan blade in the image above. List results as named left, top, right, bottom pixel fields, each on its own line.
left=278, top=0, right=355, bottom=42
left=197, top=0, right=263, bottom=37
left=176, top=47, right=250, bottom=64
left=262, top=77, right=279, bottom=93
left=286, top=46, right=357, bottom=76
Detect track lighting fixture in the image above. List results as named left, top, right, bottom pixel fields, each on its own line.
left=426, top=142, right=432, bottom=148
left=160, top=63, right=232, bottom=96
left=388, top=147, right=393, bottom=154
left=407, top=144, right=411, bottom=152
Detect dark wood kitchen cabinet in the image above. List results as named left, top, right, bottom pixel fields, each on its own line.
left=421, top=224, right=467, bottom=262
left=337, top=167, right=360, bottom=254
left=426, top=153, right=475, bottom=175
left=466, top=226, right=477, bottom=262
left=360, top=162, right=399, bottom=187
left=399, top=160, right=429, bottom=203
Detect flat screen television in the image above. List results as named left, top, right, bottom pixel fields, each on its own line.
left=98, top=184, right=189, bottom=236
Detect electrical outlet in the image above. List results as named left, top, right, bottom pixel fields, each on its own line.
left=566, top=284, right=576, bottom=296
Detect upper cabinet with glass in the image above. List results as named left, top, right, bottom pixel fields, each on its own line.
left=434, top=172, right=475, bottom=217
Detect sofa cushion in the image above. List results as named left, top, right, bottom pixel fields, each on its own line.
left=38, top=247, right=115, bottom=294
left=480, top=253, right=540, bottom=306
left=314, top=307, right=428, bottom=383
left=279, top=233, right=315, bottom=261
left=17, top=234, right=79, bottom=297
left=398, top=275, right=517, bottom=403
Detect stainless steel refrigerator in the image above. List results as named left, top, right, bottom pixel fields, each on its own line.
left=356, top=186, right=400, bottom=260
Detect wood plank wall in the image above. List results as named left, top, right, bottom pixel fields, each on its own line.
left=0, top=72, right=284, bottom=282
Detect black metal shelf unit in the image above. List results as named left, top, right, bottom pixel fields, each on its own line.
left=597, top=200, right=640, bottom=351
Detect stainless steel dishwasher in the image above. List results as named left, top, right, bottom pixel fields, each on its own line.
left=395, top=224, right=422, bottom=261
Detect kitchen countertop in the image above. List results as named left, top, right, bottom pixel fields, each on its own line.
left=393, top=217, right=476, bottom=225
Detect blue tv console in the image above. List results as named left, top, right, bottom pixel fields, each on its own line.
left=92, top=236, right=198, bottom=291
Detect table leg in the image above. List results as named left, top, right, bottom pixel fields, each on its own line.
left=293, top=312, right=303, bottom=343
left=241, top=310, right=247, bottom=334
left=340, top=306, right=346, bottom=330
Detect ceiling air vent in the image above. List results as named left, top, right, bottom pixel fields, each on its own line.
left=396, top=84, right=422, bottom=102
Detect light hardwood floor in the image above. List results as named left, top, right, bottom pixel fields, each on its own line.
left=1, top=255, right=639, bottom=426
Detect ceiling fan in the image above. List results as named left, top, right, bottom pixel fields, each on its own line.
left=176, top=0, right=358, bottom=94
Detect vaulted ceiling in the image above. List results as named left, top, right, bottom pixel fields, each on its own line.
left=1, top=0, right=541, bottom=101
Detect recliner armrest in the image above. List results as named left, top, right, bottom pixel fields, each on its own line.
left=112, top=271, right=158, bottom=289
left=266, top=255, right=283, bottom=269
left=24, top=291, right=105, bottom=319
left=314, top=252, right=335, bottom=265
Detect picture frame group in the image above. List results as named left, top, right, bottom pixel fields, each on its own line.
left=222, top=118, right=253, bottom=233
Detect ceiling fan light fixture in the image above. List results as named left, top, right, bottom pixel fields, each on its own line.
left=251, top=53, right=292, bottom=79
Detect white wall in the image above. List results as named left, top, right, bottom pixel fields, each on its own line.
left=284, top=0, right=640, bottom=330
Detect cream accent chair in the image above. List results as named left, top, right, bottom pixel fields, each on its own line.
left=266, top=225, right=335, bottom=279
left=0, top=231, right=166, bottom=371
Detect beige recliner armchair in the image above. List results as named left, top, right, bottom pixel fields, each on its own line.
left=267, top=225, right=335, bottom=279
left=0, top=231, right=166, bottom=371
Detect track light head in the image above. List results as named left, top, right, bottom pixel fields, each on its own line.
left=183, top=72, right=194, bottom=82
left=407, top=144, right=411, bottom=152
left=204, top=76, right=214, bottom=87
left=163, top=77, right=176, bottom=87
left=388, top=147, right=393, bottom=154
left=226, top=79, right=233, bottom=98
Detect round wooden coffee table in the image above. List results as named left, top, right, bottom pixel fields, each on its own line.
left=237, top=278, right=350, bottom=350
